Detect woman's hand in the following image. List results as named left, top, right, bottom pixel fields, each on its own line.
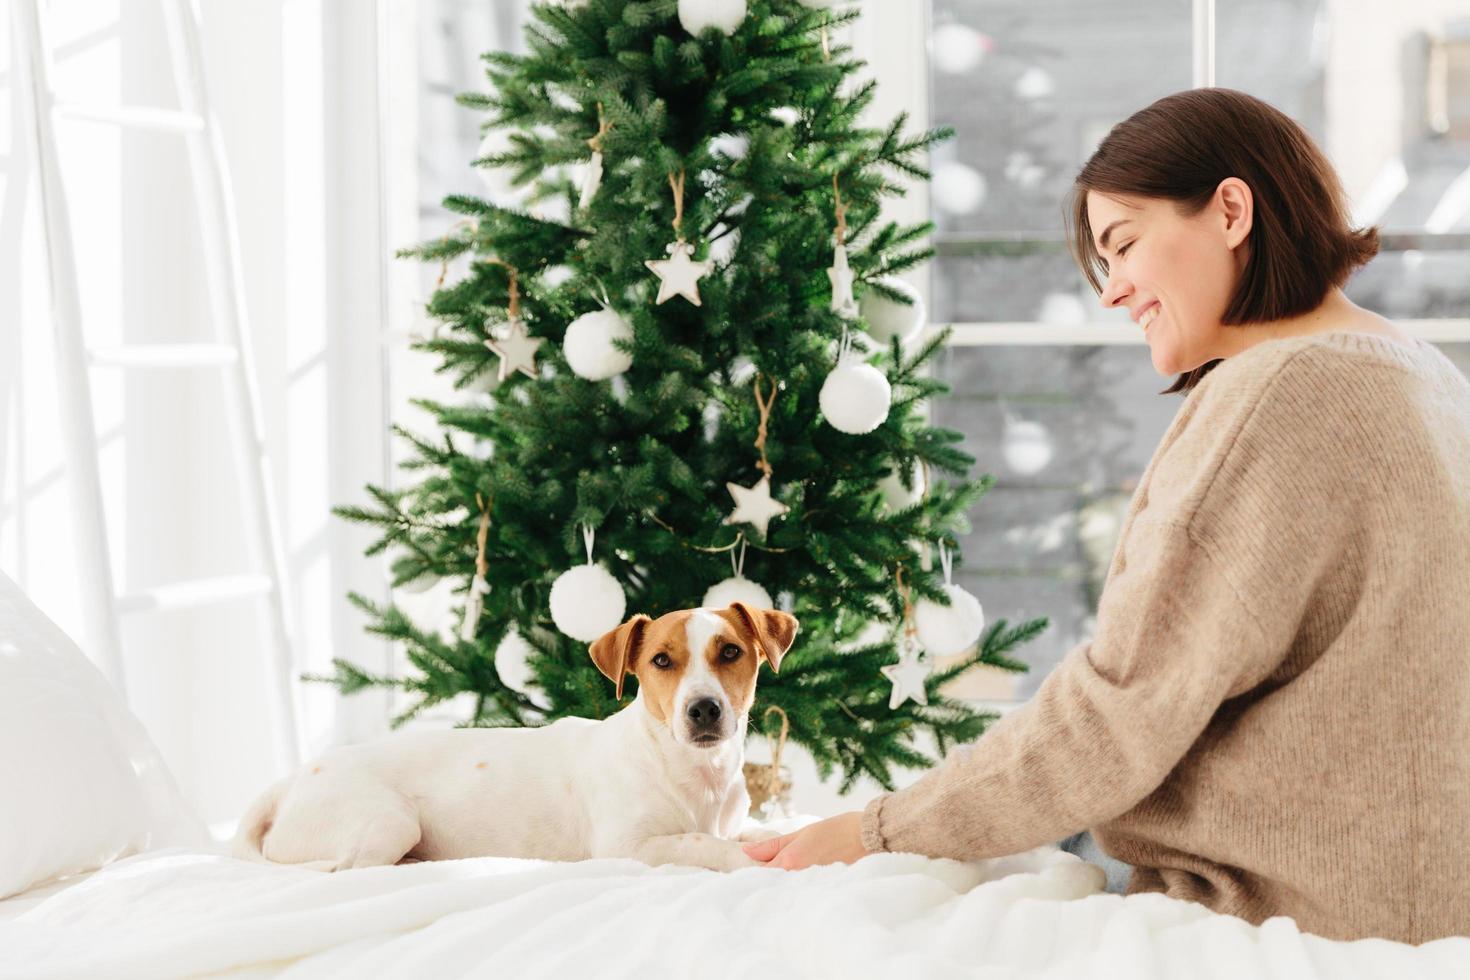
left=740, top=810, right=868, bottom=870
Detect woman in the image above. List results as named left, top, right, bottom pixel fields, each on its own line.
left=742, top=88, right=1470, bottom=945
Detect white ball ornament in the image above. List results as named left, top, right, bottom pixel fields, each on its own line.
left=550, top=563, right=626, bottom=643
left=820, top=361, right=891, bottom=434
left=914, top=584, right=986, bottom=658
left=878, top=458, right=926, bottom=511
left=564, top=308, right=634, bottom=380
left=678, top=0, right=746, bottom=36
left=930, top=23, right=990, bottom=75
left=1004, top=418, right=1055, bottom=475
left=860, top=276, right=927, bottom=344
left=1015, top=66, right=1055, bottom=100
left=495, top=629, right=549, bottom=708
left=932, top=161, right=988, bottom=215
left=703, top=575, right=774, bottom=611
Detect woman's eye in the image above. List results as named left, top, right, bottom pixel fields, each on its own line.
left=1117, top=241, right=1133, bottom=257
left=652, top=653, right=672, bottom=668
left=720, top=644, right=742, bottom=661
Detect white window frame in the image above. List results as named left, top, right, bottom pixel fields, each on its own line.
left=852, top=0, right=1470, bottom=348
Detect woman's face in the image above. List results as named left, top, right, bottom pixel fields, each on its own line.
left=1086, top=181, right=1252, bottom=375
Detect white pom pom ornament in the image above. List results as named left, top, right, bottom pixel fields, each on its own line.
left=495, top=628, right=549, bottom=708
left=860, top=276, right=927, bottom=344
left=550, top=527, right=627, bottom=642
left=820, top=332, right=891, bottom=434
left=704, top=576, right=773, bottom=610
left=702, top=539, right=773, bottom=609
left=913, top=543, right=985, bottom=657
left=564, top=307, right=634, bottom=380
left=878, top=457, right=926, bottom=511
left=678, top=0, right=746, bottom=36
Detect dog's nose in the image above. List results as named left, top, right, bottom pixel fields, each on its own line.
left=687, top=698, right=722, bottom=728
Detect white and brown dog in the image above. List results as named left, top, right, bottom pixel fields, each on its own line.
left=232, top=601, right=797, bottom=873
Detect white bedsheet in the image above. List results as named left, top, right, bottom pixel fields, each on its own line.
left=0, top=870, right=96, bottom=924
left=1, top=834, right=1465, bottom=979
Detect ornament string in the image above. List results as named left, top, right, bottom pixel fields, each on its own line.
left=593, top=278, right=614, bottom=309
left=832, top=175, right=848, bottom=247
left=753, top=373, right=778, bottom=479
left=938, top=539, right=953, bottom=585
left=748, top=705, right=791, bottom=802
left=587, top=102, right=612, bottom=153
left=474, top=494, right=492, bottom=579
left=895, top=564, right=920, bottom=654
left=669, top=169, right=687, bottom=241
left=581, top=524, right=596, bottom=565
left=460, top=493, right=493, bottom=643
left=483, top=259, right=521, bottom=319
left=435, top=218, right=480, bottom=290
left=730, top=536, right=749, bottom=578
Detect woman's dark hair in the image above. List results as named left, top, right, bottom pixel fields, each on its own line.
left=1066, top=88, right=1379, bottom=394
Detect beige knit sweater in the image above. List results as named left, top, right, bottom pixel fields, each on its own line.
left=861, top=332, right=1470, bottom=945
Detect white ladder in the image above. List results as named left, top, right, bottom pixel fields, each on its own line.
left=12, top=0, right=304, bottom=773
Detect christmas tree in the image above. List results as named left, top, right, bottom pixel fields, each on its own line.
left=315, top=0, right=1047, bottom=794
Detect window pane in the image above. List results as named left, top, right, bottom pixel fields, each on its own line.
left=1219, top=0, right=1470, bottom=239
left=1219, top=0, right=1470, bottom=319
left=931, top=344, right=1172, bottom=699
left=926, top=0, right=1195, bottom=240
left=1347, top=249, right=1470, bottom=318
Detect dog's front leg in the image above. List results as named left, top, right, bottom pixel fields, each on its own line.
left=612, top=833, right=760, bottom=872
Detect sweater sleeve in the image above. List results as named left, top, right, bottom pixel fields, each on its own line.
left=861, top=350, right=1357, bottom=859
left=861, top=519, right=1286, bottom=858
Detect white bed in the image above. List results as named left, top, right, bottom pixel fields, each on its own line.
left=0, top=870, right=97, bottom=924
left=3, top=573, right=1467, bottom=977
left=2, top=823, right=1466, bottom=980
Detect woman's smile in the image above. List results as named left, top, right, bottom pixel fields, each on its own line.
left=1138, top=302, right=1161, bottom=331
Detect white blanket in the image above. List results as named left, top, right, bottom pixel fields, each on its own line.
left=2, top=835, right=1465, bottom=979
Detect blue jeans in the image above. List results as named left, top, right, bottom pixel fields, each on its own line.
left=1058, top=830, right=1132, bottom=895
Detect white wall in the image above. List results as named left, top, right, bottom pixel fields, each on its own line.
left=0, top=0, right=391, bottom=831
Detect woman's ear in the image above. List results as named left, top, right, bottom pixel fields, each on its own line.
left=1216, top=176, right=1253, bottom=250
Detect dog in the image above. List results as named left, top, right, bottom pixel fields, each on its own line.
left=232, top=601, right=797, bottom=873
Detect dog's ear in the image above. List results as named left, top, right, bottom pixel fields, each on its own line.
left=727, top=602, right=799, bottom=674
left=589, top=614, right=650, bottom=700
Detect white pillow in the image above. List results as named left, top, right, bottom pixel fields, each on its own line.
left=0, top=570, right=208, bottom=899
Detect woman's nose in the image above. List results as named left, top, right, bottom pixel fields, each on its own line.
left=1099, top=269, right=1132, bottom=309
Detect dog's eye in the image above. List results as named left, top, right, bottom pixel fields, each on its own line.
left=720, top=644, right=742, bottom=661
left=652, top=652, right=672, bottom=668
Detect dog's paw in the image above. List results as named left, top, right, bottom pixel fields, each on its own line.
left=723, top=849, right=764, bottom=871
left=736, top=827, right=782, bottom=844
left=297, top=858, right=344, bottom=873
